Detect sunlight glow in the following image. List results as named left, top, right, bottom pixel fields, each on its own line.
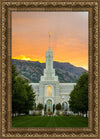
left=12, top=55, right=44, bottom=62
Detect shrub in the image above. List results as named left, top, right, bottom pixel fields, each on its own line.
left=48, top=111, right=53, bottom=115
left=32, top=111, right=41, bottom=116
left=56, top=111, right=60, bottom=116
left=37, top=103, right=43, bottom=110
left=56, top=103, right=61, bottom=110
left=61, top=112, right=65, bottom=116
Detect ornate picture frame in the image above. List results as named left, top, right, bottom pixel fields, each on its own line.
left=0, top=0, right=100, bottom=138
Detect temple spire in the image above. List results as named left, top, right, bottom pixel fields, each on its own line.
left=48, top=32, right=51, bottom=50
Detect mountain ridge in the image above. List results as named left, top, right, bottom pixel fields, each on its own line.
left=12, top=59, right=87, bottom=83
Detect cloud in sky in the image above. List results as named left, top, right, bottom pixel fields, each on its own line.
left=12, top=12, right=88, bottom=70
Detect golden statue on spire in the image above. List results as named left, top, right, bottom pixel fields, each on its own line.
left=49, top=32, right=51, bottom=37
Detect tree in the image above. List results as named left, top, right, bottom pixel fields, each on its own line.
left=69, top=72, right=88, bottom=117
left=12, top=64, right=18, bottom=95
left=12, top=76, right=27, bottom=115
left=23, top=81, right=36, bottom=114
left=56, top=103, right=61, bottom=110
left=37, top=103, right=43, bottom=110
left=12, top=64, right=36, bottom=116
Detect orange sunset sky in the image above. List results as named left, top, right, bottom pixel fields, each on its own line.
left=12, top=12, right=88, bottom=70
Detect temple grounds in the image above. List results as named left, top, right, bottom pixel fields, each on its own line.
left=12, top=115, right=88, bottom=127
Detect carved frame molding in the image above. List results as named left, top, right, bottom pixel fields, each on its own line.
left=0, top=0, right=99, bottom=138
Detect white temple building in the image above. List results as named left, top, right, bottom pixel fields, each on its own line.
left=30, top=34, right=76, bottom=112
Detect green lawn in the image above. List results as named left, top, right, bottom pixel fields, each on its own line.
left=12, top=115, right=88, bottom=127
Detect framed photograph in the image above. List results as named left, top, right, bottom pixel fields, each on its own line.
left=0, top=0, right=100, bottom=138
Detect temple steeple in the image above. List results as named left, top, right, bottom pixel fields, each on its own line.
left=48, top=32, right=51, bottom=51
left=46, top=32, right=53, bottom=74
left=40, top=33, right=58, bottom=81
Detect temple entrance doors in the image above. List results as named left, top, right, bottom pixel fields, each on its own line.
left=46, top=99, right=53, bottom=112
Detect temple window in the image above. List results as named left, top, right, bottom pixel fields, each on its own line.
left=47, top=86, right=52, bottom=97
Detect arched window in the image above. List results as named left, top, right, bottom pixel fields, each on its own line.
left=47, top=86, right=52, bottom=97
left=62, top=102, right=68, bottom=111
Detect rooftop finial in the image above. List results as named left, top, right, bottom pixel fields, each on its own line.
left=49, top=32, right=51, bottom=50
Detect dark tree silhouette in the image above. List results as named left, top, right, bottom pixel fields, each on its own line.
left=69, top=72, right=88, bottom=117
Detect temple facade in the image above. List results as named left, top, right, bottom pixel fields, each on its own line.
left=30, top=34, right=76, bottom=112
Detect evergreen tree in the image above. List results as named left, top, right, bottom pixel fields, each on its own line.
left=37, top=103, right=43, bottom=110
left=12, top=64, right=36, bottom=116
left=56, top=103, right=61, bottom=110
left=69, top=72, right=88, bottom=116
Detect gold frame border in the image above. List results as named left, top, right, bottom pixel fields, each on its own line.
left=0, top=0, right=99, bottom=138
